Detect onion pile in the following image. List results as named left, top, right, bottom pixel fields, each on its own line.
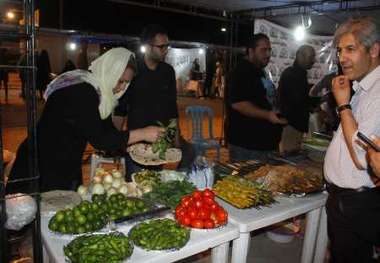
left=77, top=168, right=142, bottom=199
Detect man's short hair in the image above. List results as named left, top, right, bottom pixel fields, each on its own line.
left=140, top=24, right=168, bottom=44
left=334, top=16, right=380, bottom=51
left=296, top=45, right=315, bottom=58
left=246, top=33, right=270, bottom=54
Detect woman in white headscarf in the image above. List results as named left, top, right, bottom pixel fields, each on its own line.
left=7, top=47, right=163, bottom=193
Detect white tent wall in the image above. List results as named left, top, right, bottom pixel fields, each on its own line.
left=36, top=34, right=100, bottom=74
left=166, top=47, right=206, bottom=92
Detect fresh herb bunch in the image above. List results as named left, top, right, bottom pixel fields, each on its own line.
left=151, top=119, right=177, bottom=159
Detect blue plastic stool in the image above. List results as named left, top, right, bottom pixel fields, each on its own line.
left=185, top=105, right=221, bottom=160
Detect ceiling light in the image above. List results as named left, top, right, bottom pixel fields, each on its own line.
left=67, top=42, right=77, bottom=51
left=198, top=49, right=204, bottom=55
left=221, top=27, right=227, bottom=32
left=140, top=45, right=146, bottom=53
left=6, top=11, right=15, bottom=19
left=294, top=26, right=305, bottom=41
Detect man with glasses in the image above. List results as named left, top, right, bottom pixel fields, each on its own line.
left=114, top=24, right=179, bottom=178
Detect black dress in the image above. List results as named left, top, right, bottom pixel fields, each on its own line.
left=7, top=83, right=129, bottom=193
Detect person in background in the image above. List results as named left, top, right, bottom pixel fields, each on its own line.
left=77, top=39, right=89, bottom=70
left=278, top=45, right=316, bottom=154
left=60, top=59, right=76, bottom=74
left=190, top=58, right=201, bottom=80
left=204, top=50, right=216, bottom=98
left=36, top=49, right=52, bottom=99
left=323, top=17, right=380, bottom=263
left=7, top=47, right=163, bottom=193
left=212, top=61, right=224, bottom=98
left=309, top=69, right=339, bottom=134
left=114, top=24, right=182, bottom=178
left=0, top=48, right=9, bottom=102
left=226, top=33, right=287, bottom=162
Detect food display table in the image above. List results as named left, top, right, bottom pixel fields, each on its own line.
left=218, top=192, right=328, bottom=263
left=41, top=214, right=239, bottom=263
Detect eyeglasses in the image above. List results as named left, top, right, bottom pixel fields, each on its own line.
left=150, top=43, right=170, bottom=50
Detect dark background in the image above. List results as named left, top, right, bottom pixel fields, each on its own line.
left=38, top=0, right=252, bottom=47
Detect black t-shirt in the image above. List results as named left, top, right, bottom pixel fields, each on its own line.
left=278, top=63, right=310, bottom=133
left=227, top=59, right=282, bottom=151
left=115, top=58, right=178, bottom=129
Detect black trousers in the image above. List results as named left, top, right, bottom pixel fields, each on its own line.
left=326, top=184, right=380, bottom=263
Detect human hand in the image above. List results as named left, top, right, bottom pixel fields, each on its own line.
left=142, top=126, right=165, bottom=143
left=367, top=136, right=380, bottom=178
left=268, top=111, right=288, bottom=125
left=332, top=75, right=351, bottom=106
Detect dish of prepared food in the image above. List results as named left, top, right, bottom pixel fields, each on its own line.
left=127, top=143, right=182, bottom=165
left=245, top=164, right=323, bottom=195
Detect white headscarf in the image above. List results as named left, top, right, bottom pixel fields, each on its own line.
left=44, top=47, right=134, bottom=119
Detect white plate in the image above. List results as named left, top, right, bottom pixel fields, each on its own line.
left=127, top=143, right=182, bottom=166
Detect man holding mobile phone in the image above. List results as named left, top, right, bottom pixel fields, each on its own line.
left=324, top=17, right=380, bottom=263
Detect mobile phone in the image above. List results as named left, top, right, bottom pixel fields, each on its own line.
left=357, top=132, right=380, bottom=152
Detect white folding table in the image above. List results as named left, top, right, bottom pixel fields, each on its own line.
left=218, top=192, right=328, bottom=263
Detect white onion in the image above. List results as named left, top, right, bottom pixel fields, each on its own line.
left=107, top=187, right=117, bottom=196
left=112, top=178, right=121, bottom=189
left=92, top=175, right=103, bottom=184
left=103, top=174, right=113, bottom=184
left=103, top=183, right=112, bottom=190
left=92, top=183, right=105, bottom=195
left=77, top=185, right=88, bottom=197
left=112, top=170, right=122, bottom=179
left=118, top=185, right=128, bottom=195
left=95, top=167, right=106, bottom=175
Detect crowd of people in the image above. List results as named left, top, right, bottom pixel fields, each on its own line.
left=4, top=16, right=380, bottom=263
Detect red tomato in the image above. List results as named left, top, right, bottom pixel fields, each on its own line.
left=202, top=188, right=215, bottom=199
left=203, top=196, right=215, bottom=206
left=216, top=209, right=228, bottom=224
left=181, top=195, right=193, bottom=207
left=191, top=219, right=204, bottom=229
left=194, top=198, right=204, bottom=208
left=192, top=190, right=202, bottom=199
left=209, top=202, right=219, bottom=211
left=198, top=207, right=211, bottom=220
left=187, top=207, right=198, bottom=219
left=203, top=219, right=215, bottom=229
left=181, top=215, right=192, bottom=226
left=175, top=207, right=186, bottom=219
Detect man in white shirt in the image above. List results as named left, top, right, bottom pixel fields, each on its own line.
left=324, top=17, right=380, bottom=263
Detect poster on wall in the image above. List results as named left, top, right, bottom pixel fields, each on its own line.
left=165, top=48, right=206, bottom=90
left=254, top=19, right=335, bottom=85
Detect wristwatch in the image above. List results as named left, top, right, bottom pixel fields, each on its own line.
left=336, top=104, right=352, bottom=116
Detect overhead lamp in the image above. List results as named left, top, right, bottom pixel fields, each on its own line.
left=6, top=11, right=15, bottom=19
left=221, top=27, right=227, bottom=32
left=294, top=25, right=305, bottom=41
left=140, top=45, right=146, bottom=53
left=198, top=49, right=204, bottom=55
left=67, top=42, right=77, bottom=51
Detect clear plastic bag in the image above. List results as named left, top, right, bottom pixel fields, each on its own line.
left=5, top=193, right=37, bottom=231
left=187, top=156, right=214, bottom=190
